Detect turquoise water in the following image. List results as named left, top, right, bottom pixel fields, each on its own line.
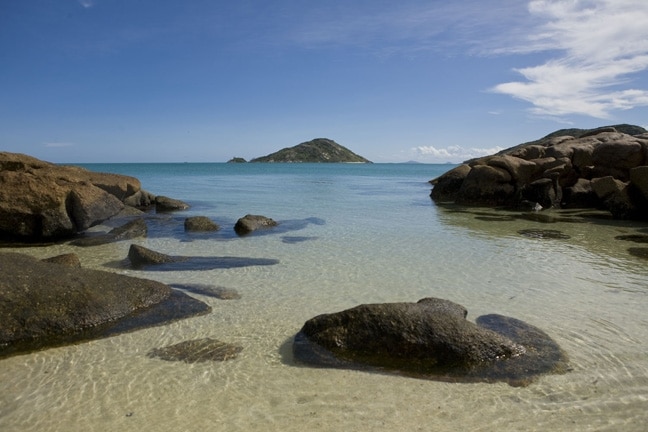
left=1, top=163, right=648, bottom=431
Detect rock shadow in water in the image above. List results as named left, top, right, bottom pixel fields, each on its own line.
left=628, top=247, right=648, bottom=259
left=1, top=290, right=211, bottom=359
left=170, top=283, right=241, bottom=300
left=615, top=234, right=648, bottom=243
left=281, top=236, right=320, bottom=244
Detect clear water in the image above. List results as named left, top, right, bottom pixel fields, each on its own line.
left=1, top=163, right=647, bottom=431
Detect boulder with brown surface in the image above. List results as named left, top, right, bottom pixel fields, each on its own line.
left=0, top=152, right=189, bottom=242
left=0, top=152, right=139, bottom=241
left=429, top=125, right=648, bottom=219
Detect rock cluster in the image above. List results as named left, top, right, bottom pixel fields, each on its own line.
left=430, top=127, right=648, bottom=219
left=0, top=152, right=188, bottom=241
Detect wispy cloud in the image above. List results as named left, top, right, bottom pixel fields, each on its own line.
left=78, top=0, right=95, bottom=8
left=44, top=142, right=75, bottom=148
left=491, top=0, right=648, bottom=119
left=283, top=1, right=530, bottom=56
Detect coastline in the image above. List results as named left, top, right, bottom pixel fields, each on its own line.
left=1, top=162, right=648, bottom=431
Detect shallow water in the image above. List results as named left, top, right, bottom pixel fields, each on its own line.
left=1, top=163, right=647, bottom=431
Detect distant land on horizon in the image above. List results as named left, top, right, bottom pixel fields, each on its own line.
left=229, top=138, right=371, bottom=163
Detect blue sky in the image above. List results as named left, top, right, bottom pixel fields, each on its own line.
left=1, top=0, right=647, bottom=163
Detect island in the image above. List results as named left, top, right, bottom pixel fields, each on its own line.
left=250, top=138, right=371, bottom=163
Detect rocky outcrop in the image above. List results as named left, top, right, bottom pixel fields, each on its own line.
left=293, top=297, right=569, bottom=386
left=0, top=152, right=189, bottom=242
left=234, top=214, right=278, bottom=235
left=430, top=127, right=648, bottom=219
left=0, top=252, right=210, bottom=358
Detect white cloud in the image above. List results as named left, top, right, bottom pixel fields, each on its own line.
left=491, top=0, right=648, bottom=119
left=78, top=0, right=95, bottom=8
left=412, top=144, right=505, bottom=162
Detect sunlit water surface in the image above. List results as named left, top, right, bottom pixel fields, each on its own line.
left=1, top=163, right=647, bottom=431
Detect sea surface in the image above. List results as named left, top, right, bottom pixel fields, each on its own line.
left=1, top=162, right=647, bottom=431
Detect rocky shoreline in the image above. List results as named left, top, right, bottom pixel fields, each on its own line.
left=430, top=125, right=648, bottom=220
left=0, top=150, right=574, bottom=384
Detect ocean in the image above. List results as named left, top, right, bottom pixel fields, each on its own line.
left=1, top=162, right=647, bottom=431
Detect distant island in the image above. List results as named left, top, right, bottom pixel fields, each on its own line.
left=248, top=138, right=371, bottom=163
left=227, top=157, right=247, bottom=163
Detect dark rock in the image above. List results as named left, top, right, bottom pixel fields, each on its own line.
left=293, top=297, right=568, bottom=386
left=630, top=166, right=648, bottom=201
left=184, top=216, right=220, bottom=232
left=0, top=152, right=141, bottom=241
left=0, top=252, right=209, bottom=358
left=429, top=164, right=471, bottom=202
left=234, top=214, right=278, bottom=235
left=155, top=196, right=190, bottom=212
left=147, top=338, right=243, bottom=363
left=41, top=253, right=81, bottom=268
left=456, top=165, right=514, bottom=206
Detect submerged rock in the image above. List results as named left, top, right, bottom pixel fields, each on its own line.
left=147, top=338, right=243, bottom=363
left=0, top=252, right=210, bottom=358
left=293, top=297, right=569, bottom=386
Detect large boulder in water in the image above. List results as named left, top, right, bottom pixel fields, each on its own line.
left=0, top=252, right=210, bottom=358
left=430, top=126, right=648, bottom=219
left=0, top=152, right=141, bottom=241
left=293, top=297, right=569, bottom=386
